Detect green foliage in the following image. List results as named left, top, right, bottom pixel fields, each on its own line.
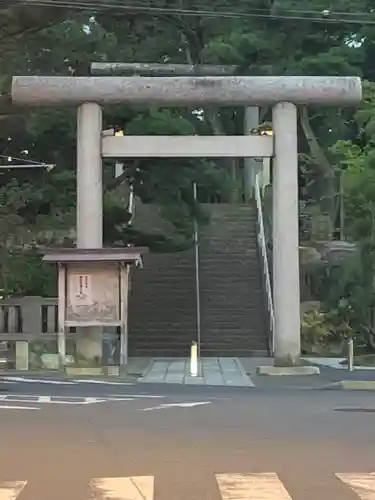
left=301, top=309, right=352, bottom=355
left=1, top=249, right=56, bottom=297
left=301, top=310, right=333, bottom=345
left=329, top=82, right=375, bottom=239
left=303, top=78, right=375, bottom=351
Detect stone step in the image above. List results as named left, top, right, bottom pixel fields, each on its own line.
left=129, top=203, right=269, bottom=357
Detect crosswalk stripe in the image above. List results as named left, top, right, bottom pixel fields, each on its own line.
left=0, top=481, right=27, bottom=500
left=90, top=476, right=154, bottom=499
left=216, top=473, right=293, bottom=500
left=3, top=473, right=375, bottom=498
left=336, top=473, right=375, bottom=499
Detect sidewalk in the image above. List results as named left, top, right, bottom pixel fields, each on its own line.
left=239, top=357, right=375, bottom=390
left=140, top=357, right=254, bottom=387
left=3, top=356, right=375, bottom=390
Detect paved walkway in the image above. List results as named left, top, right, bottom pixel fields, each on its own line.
left=140, top=357, right=254, bottom=387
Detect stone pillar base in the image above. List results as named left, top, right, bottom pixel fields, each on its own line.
left=15, top=341, right=29, bottom=371
left=274, top=355, right=301, bottom=367
left=65, top=366, right=120, bottom=377
left=257, top=365, right=320, bottom=376
left=76, top=327, right=102, bottom=366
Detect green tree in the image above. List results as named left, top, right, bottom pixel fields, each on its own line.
left=1, top=0, right=374, bottom=298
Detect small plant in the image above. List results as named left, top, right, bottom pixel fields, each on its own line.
left=301, top=308, right=354, bottom=355
left=301, top=311, right=333, bottom=350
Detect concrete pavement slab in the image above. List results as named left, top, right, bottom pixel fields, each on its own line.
left=141, top=360, right=169, bottom=383
left=140, top=357, right=255, bottom=387
left=184, top=376, right=205, bottom=385
left=202, top=373, right=226, bottom=386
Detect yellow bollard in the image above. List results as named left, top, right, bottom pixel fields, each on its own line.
left=190, top=341, right=198, bottom=377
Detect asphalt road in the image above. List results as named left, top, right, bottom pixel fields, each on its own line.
left=0, top=379, right=375, bottom=499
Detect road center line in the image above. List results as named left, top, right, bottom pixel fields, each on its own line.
left=109, top=394, right=165, bottom=399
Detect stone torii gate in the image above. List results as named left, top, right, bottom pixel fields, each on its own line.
left=11, top=75, right=362, bottom=367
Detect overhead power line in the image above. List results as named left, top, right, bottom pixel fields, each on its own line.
left=1, top=0, right=375, bottom=26
left=0, top=154, right=55, bottom=169
left=2, top=0, right=373, bottom=17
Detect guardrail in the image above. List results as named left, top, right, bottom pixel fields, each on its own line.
left=254, top=174, right=275, bottom=354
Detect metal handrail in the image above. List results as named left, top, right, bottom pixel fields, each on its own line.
left=254, top=174, right=275, bottom=354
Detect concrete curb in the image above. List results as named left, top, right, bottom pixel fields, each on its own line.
left=340, top=380, right=375, bottom=390
left=256, top=365, right=320, bottom=376
left=0, top=371, right=140, bottom=382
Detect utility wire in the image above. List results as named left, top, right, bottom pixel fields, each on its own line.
left=0, top=154, right=54, bottom=169
left=3, top=0, right=374, bottom=17
left=1, top=0, right=375, bottom=25
left=0, top=154, right=44, bottom=165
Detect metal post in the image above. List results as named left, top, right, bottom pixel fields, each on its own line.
left=57, top=264, right=66, bottom=371
left=244, top=107, right=260, bottom=201
left=348, top=337, right=354, bottom=372
left=339, top=169, right=345, bottom=240
left=120, top=264, right=130, bottom=371
left=272, top=102, right=301, bottom=366
left=193, top=183, right=201, bottom=366
left=76, top=102, right=103, bottom=363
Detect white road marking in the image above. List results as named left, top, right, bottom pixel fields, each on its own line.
left=104, top=398, right=138, bottom=402
left=0, top=481, right=27, bottom=500
left=91, top=476, right=154, bottom=500
left=0, top=405, right=40, bottom=410
left=108, top=394, right=165, bottom=399
left=80, top=398, right=107, bottom=405
left=216, top=473, right=293, bottom=500
left=31, top=398, right=107, bottom=405
left=1, top=376, right=76, bottom=385
left=336, top=472, right=375, bottom=499
left=38, top=396, right=51, bottom=403
left=0, top=394, right=165, bottom=406
left=0, top=395, right=107, bottom=405
left=142, top=401, right=211, bottom=411
left=73, top=379, right=133, bottom=385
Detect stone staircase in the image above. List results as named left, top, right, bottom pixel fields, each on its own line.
left=128, top=203, right=269, bottom=357
left=128, top=249, right=197, bottom=357
left=198, top=204, right=269, bottom=356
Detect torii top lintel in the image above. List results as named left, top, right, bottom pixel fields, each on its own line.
left=11, top=76, right=362, bottom=107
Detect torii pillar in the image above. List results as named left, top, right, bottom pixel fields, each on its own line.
left=75, top=102, right=103, bottom=360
